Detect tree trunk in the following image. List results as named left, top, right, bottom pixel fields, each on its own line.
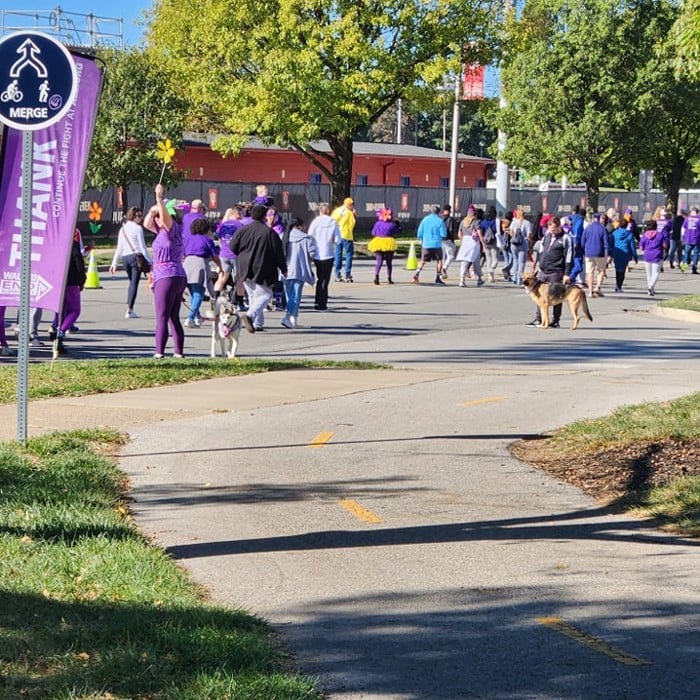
left=327, top=135, right=353, bottom=206
left=664, top=159, right=685, bottom=214
left=586, top=176, right=599, bottom=213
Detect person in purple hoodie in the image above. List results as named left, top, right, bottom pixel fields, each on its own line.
left=681, top=206, right=700, bottom=274
left=368, top=208, right=400, bottom=284
left=639, top=219, right=669, bottom=296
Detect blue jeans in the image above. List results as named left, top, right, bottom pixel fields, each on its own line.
left=187, top=282, right=205, bottom=321
left=683, top=243, right=699, bottom=270
left=334, top=239, right=354, bottom=277
left=283, top=279, right=304, bottom=319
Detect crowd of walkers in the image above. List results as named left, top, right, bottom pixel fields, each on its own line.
left=2, top=190, right=698, bottom=359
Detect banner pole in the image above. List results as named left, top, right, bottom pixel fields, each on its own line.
left=17, top=130, right=33, bottom=446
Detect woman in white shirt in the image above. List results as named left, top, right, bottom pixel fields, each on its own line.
left=109, top=207, right=152, bottom=318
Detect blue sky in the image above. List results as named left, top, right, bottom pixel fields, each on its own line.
left=5, top=1, right=151, bottom=46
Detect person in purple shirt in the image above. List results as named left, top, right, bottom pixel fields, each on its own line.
left=214, top=206, right=247, bottom=310
left=143, top=184, right=187, bottom=358
left=580, top=212, right=611, bottom=297
left=183, top=217, right=222, bottom=327
left=368, top=208, right=400, bottom=285
left=640, top=219, right=669, bottom=296
left=681, top=206, right=700, bottom=274
left=181, top=198, right=207, bottom=239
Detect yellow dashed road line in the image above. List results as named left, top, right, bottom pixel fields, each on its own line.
left=338, top=499, right=383, bottom=524
left=309, top=431, right=334, bottom=447
left=459, top=396, right=506, bottom=407
left=536, top=617, right=651, bottom=666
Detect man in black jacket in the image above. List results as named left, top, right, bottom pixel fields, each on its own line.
left=526, top=216, right=572, bottom=329
left=230, top=204, right=287, bottom=333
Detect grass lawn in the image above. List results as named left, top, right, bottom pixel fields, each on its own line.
left=0, top=429, right=323, bottom=698
left=658, top=294, right=700, bottom=313
left=512, top=391, right=700, bottom=538
left=0, top=357, right=384, bottom=404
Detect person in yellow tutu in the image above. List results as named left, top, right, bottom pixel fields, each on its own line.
left=368, top=208, right=400, bottom=285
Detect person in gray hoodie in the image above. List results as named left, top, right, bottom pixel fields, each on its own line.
left=308, top=204, right=341, bottom=310
left=281, top=217, right=319, bottom=328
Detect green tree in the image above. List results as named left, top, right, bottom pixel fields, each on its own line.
left=147, top=0, right=498, bottom=204
left=86, top=48, right=188, bottom=212
left=494, top=0, right=669, bottom=210
left=673, top=0, right=700, bottom=74
left=637, top=10, right=700, bottom=214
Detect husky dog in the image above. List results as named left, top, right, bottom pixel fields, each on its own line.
left=211, top=296, right=241, bottom=359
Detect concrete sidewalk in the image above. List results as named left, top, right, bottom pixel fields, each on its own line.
left=0, top=367, right=449, bottom=442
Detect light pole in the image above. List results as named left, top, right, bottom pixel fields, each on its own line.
left=496, top=0, right=514, bottom=215
left=448, top=76, right=460, bottom=213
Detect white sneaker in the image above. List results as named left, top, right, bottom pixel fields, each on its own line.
left=125, top=310, right=139, bottom=319
left=281, top=316, right=294, bottom=329
left=184, top=318, right=201, bottom=328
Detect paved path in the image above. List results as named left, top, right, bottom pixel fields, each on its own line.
left=3, top=260, right=700, bottom=699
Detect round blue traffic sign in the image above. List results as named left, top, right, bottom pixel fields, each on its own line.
left=0, top=31, right=77, bottom=131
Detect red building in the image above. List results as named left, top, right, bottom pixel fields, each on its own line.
left=176, top=135, right=491, bottom=189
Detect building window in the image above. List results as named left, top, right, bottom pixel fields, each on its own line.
left=439, top=177, right=449, bottom=188
left=356, top=174, right=368, bottom=186
left=310, top=173, right=322, bottom=184
left=399, top=176, right=411, bottom=187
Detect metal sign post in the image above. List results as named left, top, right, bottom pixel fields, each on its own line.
left=0, top=31, right=77, bottom=444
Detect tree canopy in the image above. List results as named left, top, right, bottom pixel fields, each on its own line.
left=494, top=0, right=682, bottom=210
left=86, top=48, right=188, bottom=212
left=147, top=0, right=499, bottom=203
left=673, top=0, right=700, bottom=74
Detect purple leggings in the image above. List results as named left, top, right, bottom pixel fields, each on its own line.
left=55, top=285, right=82, bottom=333
left=153, top=275, right=186, bottom=355
left=374, top=252, right=394, bottom=277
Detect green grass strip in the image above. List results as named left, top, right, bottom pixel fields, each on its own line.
left=0, top=429, right=323, bottom=699
left=658, top=294, right=700, bottom=312
left=0, top=358, right=384, bottom=404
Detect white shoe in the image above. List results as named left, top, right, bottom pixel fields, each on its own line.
left=184, top=318, right=201, bottom=328
left=281, top=316, right=294, bottom=329
left=125, top=310, right=139, bottom=319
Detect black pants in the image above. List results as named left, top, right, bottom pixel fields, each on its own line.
left=314, top=258, right=333, bottom=309
left=535, top=271, right=564, bottom=323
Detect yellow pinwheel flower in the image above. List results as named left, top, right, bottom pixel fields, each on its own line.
left=156, top=138, right=176, bottom=164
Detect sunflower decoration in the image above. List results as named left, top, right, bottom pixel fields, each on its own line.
left=155, top=137, right=176, bottom=184
left=88, top=201, right=103, bottom=234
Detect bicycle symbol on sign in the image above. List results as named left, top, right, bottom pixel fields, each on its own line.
left=1, top=80, right=23, bottom=103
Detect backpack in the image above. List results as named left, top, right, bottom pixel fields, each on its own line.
left=511, top=226, right=523, bottom=246
left=483, top=221, right=496, bottom=245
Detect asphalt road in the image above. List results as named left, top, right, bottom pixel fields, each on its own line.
left=9, top=258, right=700, bottom=699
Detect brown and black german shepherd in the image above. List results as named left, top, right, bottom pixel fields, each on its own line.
left=522, top=273, right=593, bottom=330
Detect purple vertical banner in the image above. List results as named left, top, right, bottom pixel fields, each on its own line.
left=0, top=54, right=103, bottom=313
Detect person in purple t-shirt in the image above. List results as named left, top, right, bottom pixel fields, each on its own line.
left=143, top=184, right=187, bottom=358
left=181, top=198, right=207, bottom=239
left=183, top=217, right=222, bottom=327
left=214, top=206, right=247, bottom=310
